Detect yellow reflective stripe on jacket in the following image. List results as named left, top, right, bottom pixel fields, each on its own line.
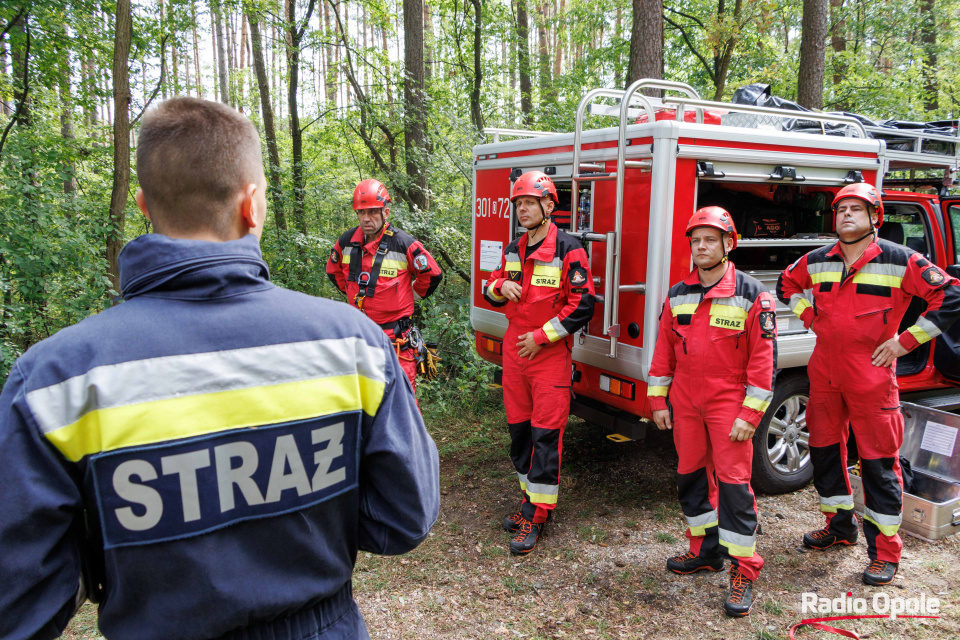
left=851, top=273, right=903, bottom=288
left=485, top=279, right=506, bottom=301
left=743, top=386, right=773, bottom=413
left=789, top=295, right=811, bottom=318
left=542, top=317, right=567, bottom=342
left=647, top=386, right=669, bottom=397
left=906, top=316, right=941, bottom=345
left=26, top=337, right=387, bottom=462
left=377, top=258, right=409, bottom=279
left=810, top=271, right=843, bottom=284
left=671, top=303, right=699, bottom=316
left=504, top=261, right=522, bottom=272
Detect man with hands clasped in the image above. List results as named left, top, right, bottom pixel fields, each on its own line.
left=647, top=206, right=777, bottom=618
left=483, top=171, right=595, bottom=555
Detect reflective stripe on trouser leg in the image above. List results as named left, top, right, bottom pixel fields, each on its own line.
left=806, top=376, right=859, bottom=537
left=521, top=423, right=564, bottom=524
left=860, top=457, right=904, bottom=562
left=678, top=467, right=720, bottom=558
left=718, top=481, right=764, bottom=581
left=809, top=442, right=858, bottom=538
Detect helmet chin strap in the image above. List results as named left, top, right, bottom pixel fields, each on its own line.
left=701, top=254, right=728, bottom=271
left=538, top=200, right=549, bottom=227
left=839, top=227, right=875, bottom=245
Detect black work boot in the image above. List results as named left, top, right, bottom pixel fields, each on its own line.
left=666, top=550, right=724, bottom=575
left=502, top=510, right=524, bottom=533
left=504, top=508, right=550, bottom=533
left=509, top=518, right=544, bottom=555
left=862, top=559, right=898, bottom=586
left=724, top=567, right=754, bottom=617
left=802, top=526, right=858, bottom=550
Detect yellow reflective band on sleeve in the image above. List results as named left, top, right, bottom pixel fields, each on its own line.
left=45, top=375, right=385, bottom=462
left=743, top=396, right=771, bottom=412
left=543, top=320, right=561, bottom=342
left=647, top=386, right=670, bottom=397
left=907, top=324, right=934, bottom=345
left=790, top=297, right=812, bottom=318
left=671, top=303, right=699, bottom=317
left=485, top=279, right=506, bottom=301
left=810, top=272, right=843, bottom=284
left=851, top=273, right=903, bottom=288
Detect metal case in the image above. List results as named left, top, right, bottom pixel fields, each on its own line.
left=849, top=402, right=960, bottom=541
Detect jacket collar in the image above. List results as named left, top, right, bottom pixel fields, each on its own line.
left=826, top=233, right=881, bottom=269
left=682, top=261, right=738, bottom=299
left=350, top=221, right=392, bottom=251
left=119, top=233, right=271, bottom=300
left=518, top=222, right=557, bottom=261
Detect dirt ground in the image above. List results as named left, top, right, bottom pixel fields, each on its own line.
left=64, top=414, right=959, bottom=640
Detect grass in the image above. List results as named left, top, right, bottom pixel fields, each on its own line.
left=763, top=598, right=785, bottom=615
left=577, top=524, right=609, bottom=544
left=655, top=531, right=678, bottom=544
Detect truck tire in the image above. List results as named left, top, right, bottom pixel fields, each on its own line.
left=751, top=373, right=813, bottom=494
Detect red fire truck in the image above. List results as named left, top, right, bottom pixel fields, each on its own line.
left=471, top=79, right=960, bottom=493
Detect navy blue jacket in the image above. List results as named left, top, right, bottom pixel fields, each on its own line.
left=0, top=234, right=439, bottom=640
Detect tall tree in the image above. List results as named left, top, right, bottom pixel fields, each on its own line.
left=829, top=0, right=846, bottom=93
left=798, top=0, right=828, bottom=109
left=108, top=0, right=132, bottom=293
left=919, top=0, right=938, bottom=111
left=628, top=0, right=663, bottom=94
left=404, top=0, right=428, bottom=211
left=470, top=0, right=484, bottom=131
left=246, top=3, right=286, bottom=229
left=192, top=0, right=203, bottom=98
left=537, top=0, right=551, bottom=103
left=515, top=0, right=532, bottom=123
left=664, top=0, right=744, bottom=100
left=211, top=0, right=229, bottom=103
left=285, top=0, right=317, bottom=234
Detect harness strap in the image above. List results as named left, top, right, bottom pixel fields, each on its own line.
left=354, top=228, right=395, bottom=310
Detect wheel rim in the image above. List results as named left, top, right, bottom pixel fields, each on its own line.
left=765, top=393, right=811, bottom=475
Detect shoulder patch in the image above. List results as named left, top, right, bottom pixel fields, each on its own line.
left=759, top=311, right=776, bottom=333
left=414, top=254, right=430, bottom=272
left=569, top=267, right=588, bottom=286
left=922, top=266, right=946, bottom=286
left=329, top=247, right=339, bottom=263
left=760, top=299, right=772, bottom=310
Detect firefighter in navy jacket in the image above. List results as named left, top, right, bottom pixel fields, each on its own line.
left=325, top=179, right=443, bottom=390
left=482, top=171, right=595, bottom=554
left=647, top=207, right=776, bottom=617
left=777, top=183, right=960, bottom=586
left=0, top=98, right=439, bottom=640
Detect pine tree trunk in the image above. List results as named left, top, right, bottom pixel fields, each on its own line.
left=246, top=4, right=287, bottom=230
left=627, top=0, right=663, bottom=94
left=537, top=0, right=550, bottom=103
left=797, top=0, right=828, bottom=109
left=287, top=0, right=316, bottom=234
left=469, top=0, right=483, bottom=131
left=160, top=0, right=168, bottom=99
left=404, top=0, right=428, bottom=211
left=516, top=0, right=532, bottom=123
left=212, top=0, right=230, bottom=103
left=108, top=0, right=132, bottom=294
left=424, top=2, right=434, bottom=82
left=920, top=0, right=938, bottom=112
left=192, top=0, right=203, bottom=98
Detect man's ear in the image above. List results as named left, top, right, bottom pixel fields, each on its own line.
left=135, top=189, right=151, bottom=222
left=239, top=183, right=260, bottom=231
left=543, top=197, right=556, bottom=215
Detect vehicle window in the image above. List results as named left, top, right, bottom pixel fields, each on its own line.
left=950, top=205, right=960, bottom=263
left=882, top=204, right=930, bottom=259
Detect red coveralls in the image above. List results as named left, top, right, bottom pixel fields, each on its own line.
left=778, top=237, right=960, bottom=563
left=483, top=223, right=595, bottom=523
left=647, top=264, right=777, bottom=581
left=326, top=222, right=443, bottom=389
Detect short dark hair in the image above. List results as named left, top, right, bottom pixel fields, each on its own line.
left=137, top=97, right=263, bottom=237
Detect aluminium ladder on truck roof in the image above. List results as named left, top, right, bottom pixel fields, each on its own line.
left=483, top=80, right=960, bottom=364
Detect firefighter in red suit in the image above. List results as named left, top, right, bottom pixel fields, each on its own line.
left=482, top=171, right=595, bottom=554
left=777, top=183, right=960, bottom=586
left=647, top=207, right=776, bottom=617
left=326, top=179, right=443, bottom=390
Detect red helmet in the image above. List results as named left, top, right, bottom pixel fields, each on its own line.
left=353, top=179, right=392, bottom=214
left=511, top=171, right=559, bottom=204
left=686, top=206, right=738, bottom=250
left=832, top=183, right=883, bottom=227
